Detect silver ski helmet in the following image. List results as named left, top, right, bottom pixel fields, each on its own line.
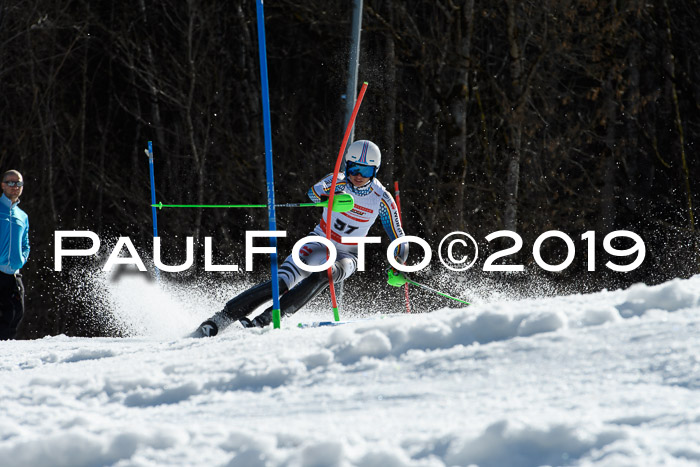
left=345, top=140, right=381, bottom=179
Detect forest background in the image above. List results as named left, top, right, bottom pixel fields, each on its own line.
left=2, top=0, right=699, bottom=338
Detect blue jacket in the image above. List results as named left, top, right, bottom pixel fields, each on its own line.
left=0, top=194, right=29, bottom=274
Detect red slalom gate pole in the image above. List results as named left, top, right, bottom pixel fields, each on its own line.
left=394, top=181, right=412, bottom=313
left=324, top=82, right=368, bottom=321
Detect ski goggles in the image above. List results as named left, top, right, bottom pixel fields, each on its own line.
left=345, top=161, right=376, bottom=178
left=2, top=181, right=23, bottom=187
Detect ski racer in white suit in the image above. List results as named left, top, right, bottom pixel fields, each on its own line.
left=193, top=140, right=409, bottom=337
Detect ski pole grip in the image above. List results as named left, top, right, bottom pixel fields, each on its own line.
left=386, top=269, right=408, bottom=287
left=331, top=193, right=355, bottom=213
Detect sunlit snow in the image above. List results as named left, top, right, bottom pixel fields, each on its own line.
left=1, top=273, right=699, bottom=466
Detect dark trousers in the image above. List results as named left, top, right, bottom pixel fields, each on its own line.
left=0, top=272, right=24, bottom=340
left=222, top=271, right=329, bottom=322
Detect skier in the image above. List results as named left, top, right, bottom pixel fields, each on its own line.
left=192, top=140, right=408, bottom=337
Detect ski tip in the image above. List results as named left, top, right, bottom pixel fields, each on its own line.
left=298, top=315, right=392, bottom=329
left=298, top=321, right=349, bottom=329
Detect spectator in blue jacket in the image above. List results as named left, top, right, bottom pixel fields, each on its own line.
left=0, top=170, right=30, bottom=340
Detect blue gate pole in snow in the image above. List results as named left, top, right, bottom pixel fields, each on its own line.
left=146, top=141, right=160, bottom=280
left=256, top=0, right=282, bottom=329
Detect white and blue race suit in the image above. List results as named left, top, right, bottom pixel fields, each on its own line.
left=278, top=172, right=408, bottom=289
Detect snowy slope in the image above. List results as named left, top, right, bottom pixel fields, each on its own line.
left=1, top=274, right=699, bottom=466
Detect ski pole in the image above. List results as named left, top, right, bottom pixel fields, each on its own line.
left=152, top=193, right=355, bottom=213
left=407, top=278, right=470, bottom=305
left=387, top=270, right=470, bottom=305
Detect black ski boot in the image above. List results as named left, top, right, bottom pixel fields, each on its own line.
left=192, top=280, right=287, bottom=337
left=191, top=320, right=218, bottom=337
left=190, top=309, right=232, bottom=337
left=240, top=311, right=273, bottom=328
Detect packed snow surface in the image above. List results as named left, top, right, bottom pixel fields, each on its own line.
left=1, top=274, right=699, bottom=466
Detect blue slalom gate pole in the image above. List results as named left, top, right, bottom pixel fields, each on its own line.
left=146, top=141, right=160, bottom=280
left=256, top=0, right=282, bottom=329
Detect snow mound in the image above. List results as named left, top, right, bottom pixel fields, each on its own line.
left=312, top=275, right=700, bottom=365
left=442, top=420, right=626, bottom=467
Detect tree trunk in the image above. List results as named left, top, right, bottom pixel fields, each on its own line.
left=449, top=0, right=474, bottom=231
left=138, top=0, right=166, bottom=181
left=598, top=77, right=617, bottom=236
left=77, top=27, right=88, bottom=225
left=503, top=0, right=523, bottom=232
left=663, top=0, right=697, bottom=269
left=381, top=1, right=397, bottom=185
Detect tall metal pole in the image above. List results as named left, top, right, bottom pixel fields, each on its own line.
left=343, top=0, right=363, bottom=154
